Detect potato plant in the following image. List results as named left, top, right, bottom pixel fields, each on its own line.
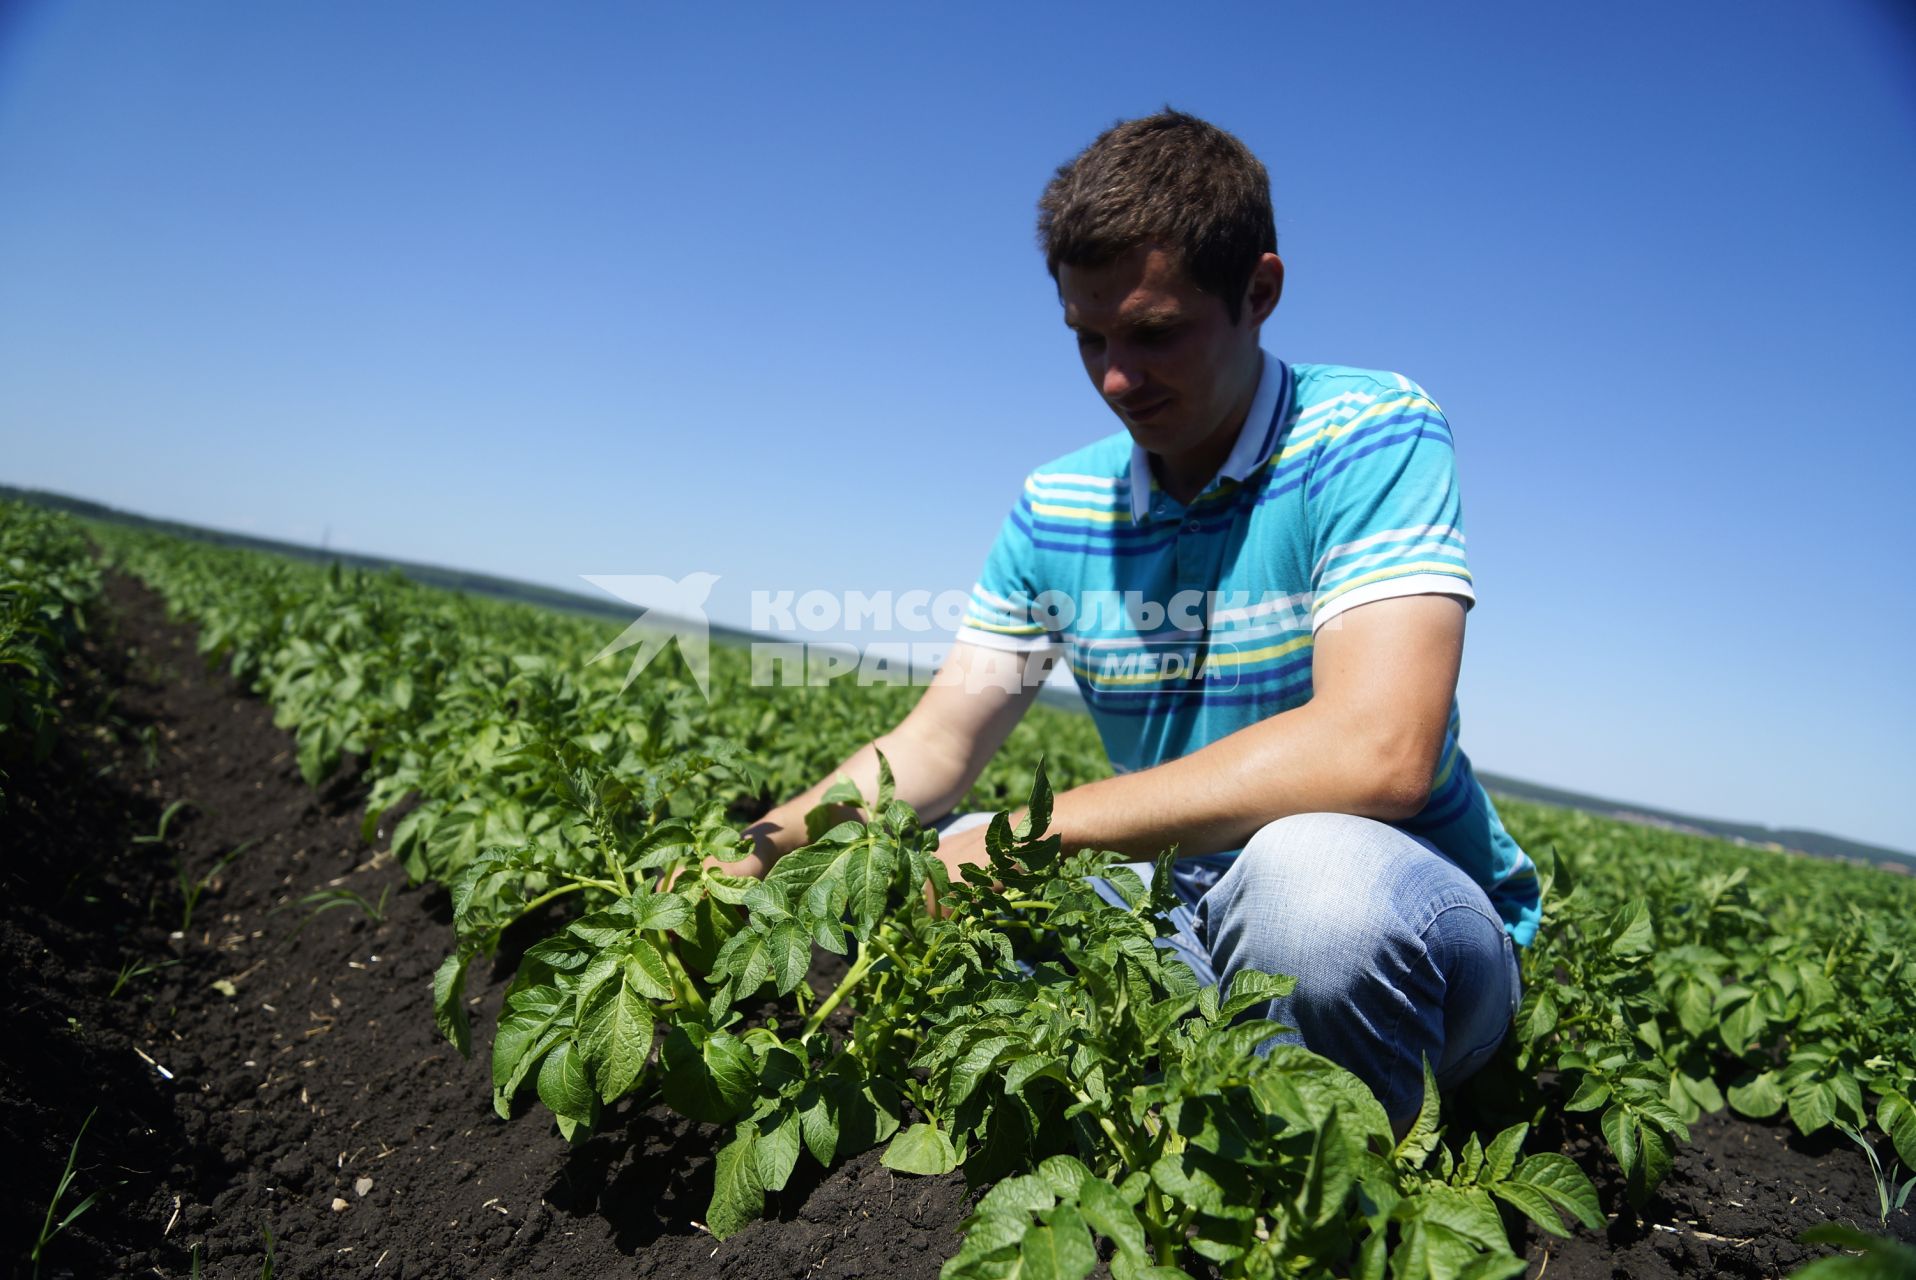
left=439, top=755, right=1600, bottom=1277
left=0, top=502, right=101, bottom=800
left=82, top=522, right=1916, bottom=1277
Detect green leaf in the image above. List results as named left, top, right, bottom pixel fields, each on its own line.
left=883, top=1123, right=959, bottom=1175
left=569, top=908, right=634, bottom=948
left=707, top=1128, right=766, bottom=1240
left=756, top=1108, right=803, bottom=1191
left=578, top=974, right=654, bottom=1103
left=766, top=919, right=812, bottom=996
left=1830, top=1072, right=1868, bottom=1128
left=1457, top=1132, right=1485, bottom=1184
left=661, top=1026, right=756, bottom=1124
left=1516, top=987, right=1558, bottom=1043
left=1680, top=1071, right=1725, bottom=1116
left=1508, top=1152, right=1604, bottom=1231
left=1073, top=1176, right=1146, bottom=1258
left=1024, top=1156, right=1083, bottom=1199
left=1792, top=1225, right=1916, bottom=1279
left=1491, top=1180, right=1571, bottom=1239
left=770, top=827, right=897, bottom=940
left=1674, top=979, right=1715, bottom=1037
left=1003, top=1053, right=1068, bottom=1097
left=976, top=1174, right=1057, bottom=1219
left=946, top=1214, right=1028, bottom=1276
left=432, top=951, right=471, bottom=1057
left=536, top=1039, right=594, bottom=1124
left=1392, top=1057, right=1444, bottom=1166
left=1483, top=1123, right=1527, bottom=1184
left=820, top=776, right=865, bottom=808
left=1564, top=1074, right=1611, bottom=1112
left=1453, top=1257, right=1528, bottom=1280
left=1302, top=1106, right=1359, bottom=1228
left=948, top=1034, right=1019, bottom=1108
left=715, top=925, right=775, bottom=994
left=1719, top=997, right=1767, bottom=1052
left=573, top=950, right=622, bottom=1016
left=626, top=938, right=675, bottom=1000
left=632, top=820, right=699, bottom=871
left=491, top=989, right=565, bottom=1116
left=1789, top=1080, right=1837, bottom=1134
left=1634, top=1120, right=1674, bottom=1203
left=630, top=890, right=693, bottom=933
left=798, top=1081, right=840, bottom=1167
left=1017, top=1205, right=1096, bottom=1280
left=1018, top=760, right=1053, bottom=841
left=1215, top=968, right=1295, bottom=1023
left=1878, top=1092, right=1916, bottom=1168
left=297, top=727, right=326, bottom=786
left=677, top=893, right=744, bottom=974
left=1149, top=1152, right=1227, bottom=1215
left=1727, top=1070, right=1786, bottom=1118
left=1600, top=1103, right=1637, bottom=1184
left=1606, top=900, right=1654, bottom=956
left=1396, top=1184, right=1507, bottom=1251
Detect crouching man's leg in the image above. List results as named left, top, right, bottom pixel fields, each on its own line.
left=1194, top=812, right=1521, bottom=1130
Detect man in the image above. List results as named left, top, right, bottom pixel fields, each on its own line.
left=722, top=110, right=1538, bottom=1128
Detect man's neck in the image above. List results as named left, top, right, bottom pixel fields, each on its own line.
left=1151, top=351, right=1263, bottom=505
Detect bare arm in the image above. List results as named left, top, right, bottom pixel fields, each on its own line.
left=935, top=594, right=1466, bottom=873
left=719, top=640, right=1053, bottom=876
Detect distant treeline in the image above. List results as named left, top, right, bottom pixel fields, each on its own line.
left=1478, top=772, right=1915, bottom=874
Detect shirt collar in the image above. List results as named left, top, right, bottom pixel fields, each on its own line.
left=1129, top=350, right=1291, bottom=523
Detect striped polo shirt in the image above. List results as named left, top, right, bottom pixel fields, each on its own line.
left=956, top=352, right=1541, bottom=944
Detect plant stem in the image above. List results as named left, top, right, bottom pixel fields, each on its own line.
left=802, top=945, right=879, bottom=1042
left=1146, top=1186, right=1180, bottom=1267
left=655, top=939, right=708, bottom=1019
left=566, top=875, right=626, bottom=896
left=1070, top=1085, right=1142, bottom=1168
left=515, top=881, right=590, bottom=916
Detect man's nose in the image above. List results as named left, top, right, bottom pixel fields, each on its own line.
left=1101, top=351, right=1142, bottom=400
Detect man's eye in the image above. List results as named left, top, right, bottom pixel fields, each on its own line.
left=1134, top=327, right=1175, bottom=346
left=1075, top=332, right=1105, bottom=350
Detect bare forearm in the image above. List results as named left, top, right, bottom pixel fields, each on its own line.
left=743, top=725, right=974, bottom=866
left=1046, top=700, right=1432, bottom=861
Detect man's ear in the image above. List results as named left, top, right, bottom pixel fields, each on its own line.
left=1242, top=253, right=1284, bottom=329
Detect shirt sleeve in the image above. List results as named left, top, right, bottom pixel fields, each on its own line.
left=1305, top=375, right=1476, bottom=631
left=955, top=489, right=1064, bottom=652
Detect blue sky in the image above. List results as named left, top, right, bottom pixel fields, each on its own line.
left=3, top=2, right=1912, bottom=851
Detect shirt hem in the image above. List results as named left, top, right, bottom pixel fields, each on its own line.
left=953, top=625, right=1062, bottom=653
left=1312, top=574, right=1477, bottom=631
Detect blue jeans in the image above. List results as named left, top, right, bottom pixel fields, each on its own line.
left=938, top=810, right=1521, bottom=1127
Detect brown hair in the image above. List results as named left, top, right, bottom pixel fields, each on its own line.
left=1037, top=109, right=1275, bottom=323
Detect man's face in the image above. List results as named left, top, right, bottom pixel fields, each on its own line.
left=1057, top=244, right=1273, bottom=461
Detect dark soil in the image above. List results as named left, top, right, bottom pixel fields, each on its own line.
left=1, top=573, right=1909, bottom=1279
left=1519, top=1105, right=1914, bottom=1279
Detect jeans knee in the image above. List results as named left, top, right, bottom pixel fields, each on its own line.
left=1226, top=813, right=1412, bottom=930
left=1232, top=813, right=1361, bottom=902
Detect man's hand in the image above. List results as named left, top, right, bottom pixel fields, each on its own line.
left=936, top=819, right=994, bottom=879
